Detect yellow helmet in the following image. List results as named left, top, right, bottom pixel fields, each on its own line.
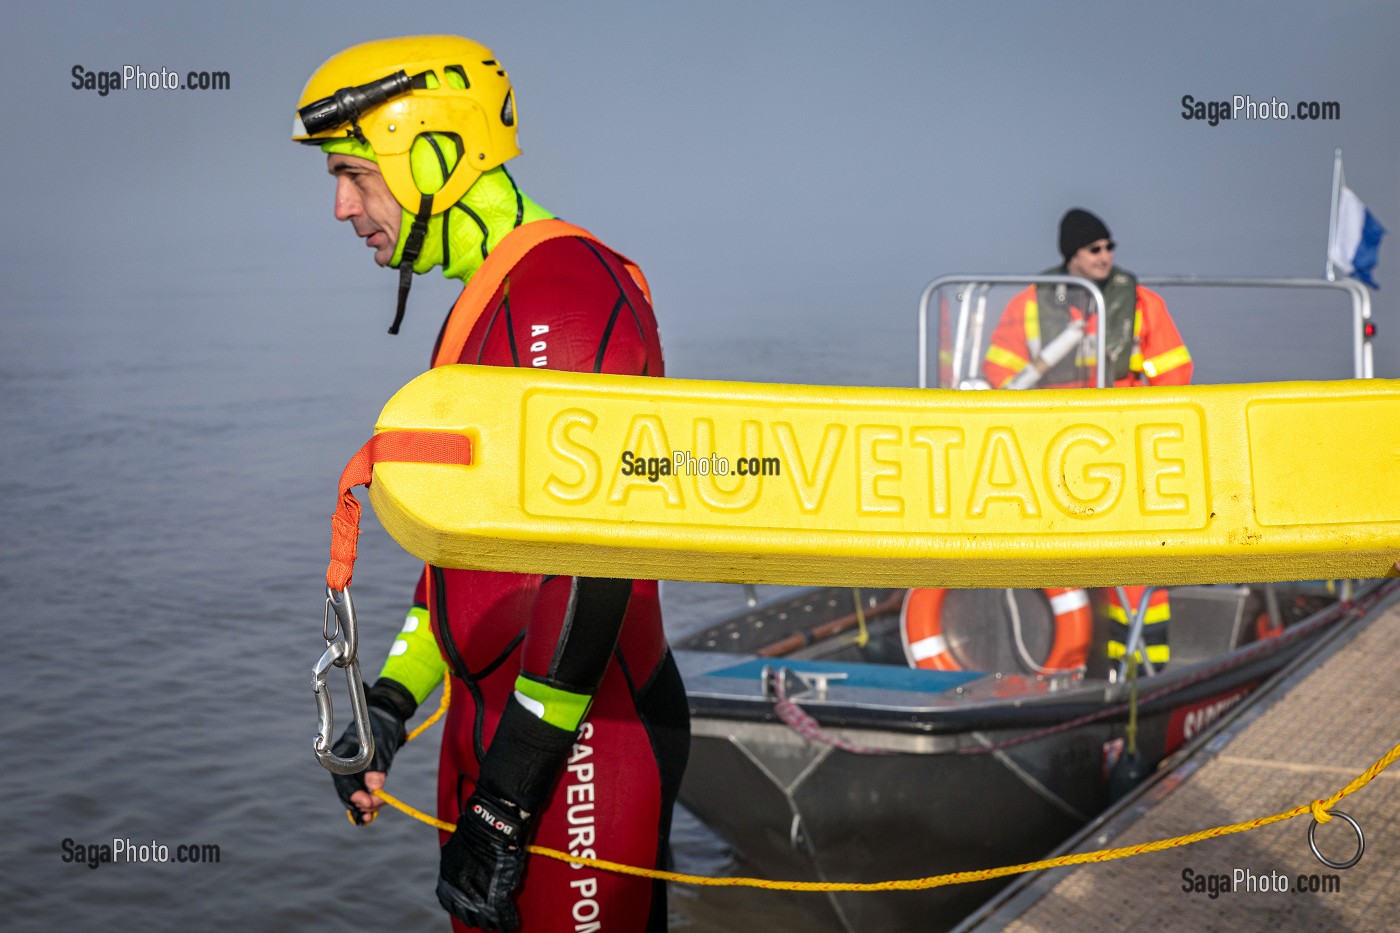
left=292, top=35, right=521, bottom=216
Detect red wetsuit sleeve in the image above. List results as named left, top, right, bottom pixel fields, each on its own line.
left=412, top=568, right=428, bottom=607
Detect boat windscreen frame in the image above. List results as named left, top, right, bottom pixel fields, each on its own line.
left=917, top=274, right=1375, bottom=388
left=1137, top=276, right=1374, bottom=379
left=918, top=274, right=1109, bottom=389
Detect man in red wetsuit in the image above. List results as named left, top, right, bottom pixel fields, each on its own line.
left=293, top=36, right=688, bottom=932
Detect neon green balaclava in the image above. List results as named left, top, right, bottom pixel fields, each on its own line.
left=322, top=132, right=552, bottom=285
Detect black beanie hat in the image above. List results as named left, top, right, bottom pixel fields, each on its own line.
left=1059, top=208, right=1112, bottom=262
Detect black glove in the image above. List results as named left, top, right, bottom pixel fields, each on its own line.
left=436, top=695, right=579, bottom=930
left=330, top=678, right=416, bottom=824
left=436, top=787, right=531, bottom=932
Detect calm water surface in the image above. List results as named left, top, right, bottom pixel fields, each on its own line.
left=2, top=276, right=1366, bottom=931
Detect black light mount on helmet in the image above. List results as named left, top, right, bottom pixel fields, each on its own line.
left=298, top=70, right=428, bottom=144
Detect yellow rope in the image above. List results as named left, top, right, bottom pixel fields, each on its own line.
left=405, top=670, right=451, bottom=742
left=370, top=705, right=1399, bottom=892
left=851, top=588, right=869, bottom=648
left=374, top=785, right=456, bottom=832
left=345, top=672, right=453, bottom=827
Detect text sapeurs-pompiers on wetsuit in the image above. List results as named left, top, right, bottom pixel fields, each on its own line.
left=303, top=46, right=688, bottom=932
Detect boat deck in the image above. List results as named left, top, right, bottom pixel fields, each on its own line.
left=961, top=591, right=1400, bottom=931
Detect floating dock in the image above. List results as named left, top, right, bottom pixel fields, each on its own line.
left=959, top=586, right=1400, bottom=931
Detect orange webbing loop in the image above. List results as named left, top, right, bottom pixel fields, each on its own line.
left=326, top=431, right=474, bottom=591
left=431, top=219, right=652, bottom=368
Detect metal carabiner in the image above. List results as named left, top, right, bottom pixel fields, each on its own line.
left=312, top=639, right=376, bottom=774
left=314, top=584, right=372, bottom=775
left=313, top=584, right=373, bottom=773
left=324, top=585, right=359, bottom=666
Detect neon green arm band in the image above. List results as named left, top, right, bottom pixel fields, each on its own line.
left=377, top=606, right=448, bottom=705
left=512, top=675, right=594, bottom=732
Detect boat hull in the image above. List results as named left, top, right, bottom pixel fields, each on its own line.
left=674, top=583, right=1353, bottom=931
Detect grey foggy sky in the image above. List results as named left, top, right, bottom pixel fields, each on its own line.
left=5, top=0, right=1398, bottom=380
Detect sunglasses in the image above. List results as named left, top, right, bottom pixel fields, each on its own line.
left=1086, top=241, right=1116, bottom=255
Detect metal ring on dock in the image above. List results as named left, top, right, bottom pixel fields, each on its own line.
left=1308, top=809, right=1364, bottom=870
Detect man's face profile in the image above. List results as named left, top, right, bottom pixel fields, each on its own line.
left=1067, top=238, right=1115, bottom=282
left=326, top=153, right=403, bottom=267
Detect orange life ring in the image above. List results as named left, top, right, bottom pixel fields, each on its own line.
left=900, top=587, right=1093, bottom=672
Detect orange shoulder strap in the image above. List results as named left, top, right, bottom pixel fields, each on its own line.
left=431, top=218, right=652, bottom=368
left=326, top=430, right=475, bottom=591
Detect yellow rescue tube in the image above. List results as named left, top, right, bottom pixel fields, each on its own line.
left=365, top=365, right=1400, bottom=587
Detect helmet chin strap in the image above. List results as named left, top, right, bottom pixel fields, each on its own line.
left=389, top=193, right=435, bottom=335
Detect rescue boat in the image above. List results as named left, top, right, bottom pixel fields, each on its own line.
left=672, top=272, right=1396, bottom=932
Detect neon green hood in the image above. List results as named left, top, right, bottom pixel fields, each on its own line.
left=322, top=133, right=552, bottom=283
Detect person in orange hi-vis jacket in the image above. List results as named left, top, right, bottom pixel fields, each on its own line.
left=984, top=208, right=1192, bottom=671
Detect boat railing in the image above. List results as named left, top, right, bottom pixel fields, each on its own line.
left=917, top=274, right=1109, bottom=389
left=917, top=274, right=1376, bottom=388
left=1137, top=276, right=1373, bottom=379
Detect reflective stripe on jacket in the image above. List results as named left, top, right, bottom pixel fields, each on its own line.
left=983, top=282, right=1192, bottom=388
